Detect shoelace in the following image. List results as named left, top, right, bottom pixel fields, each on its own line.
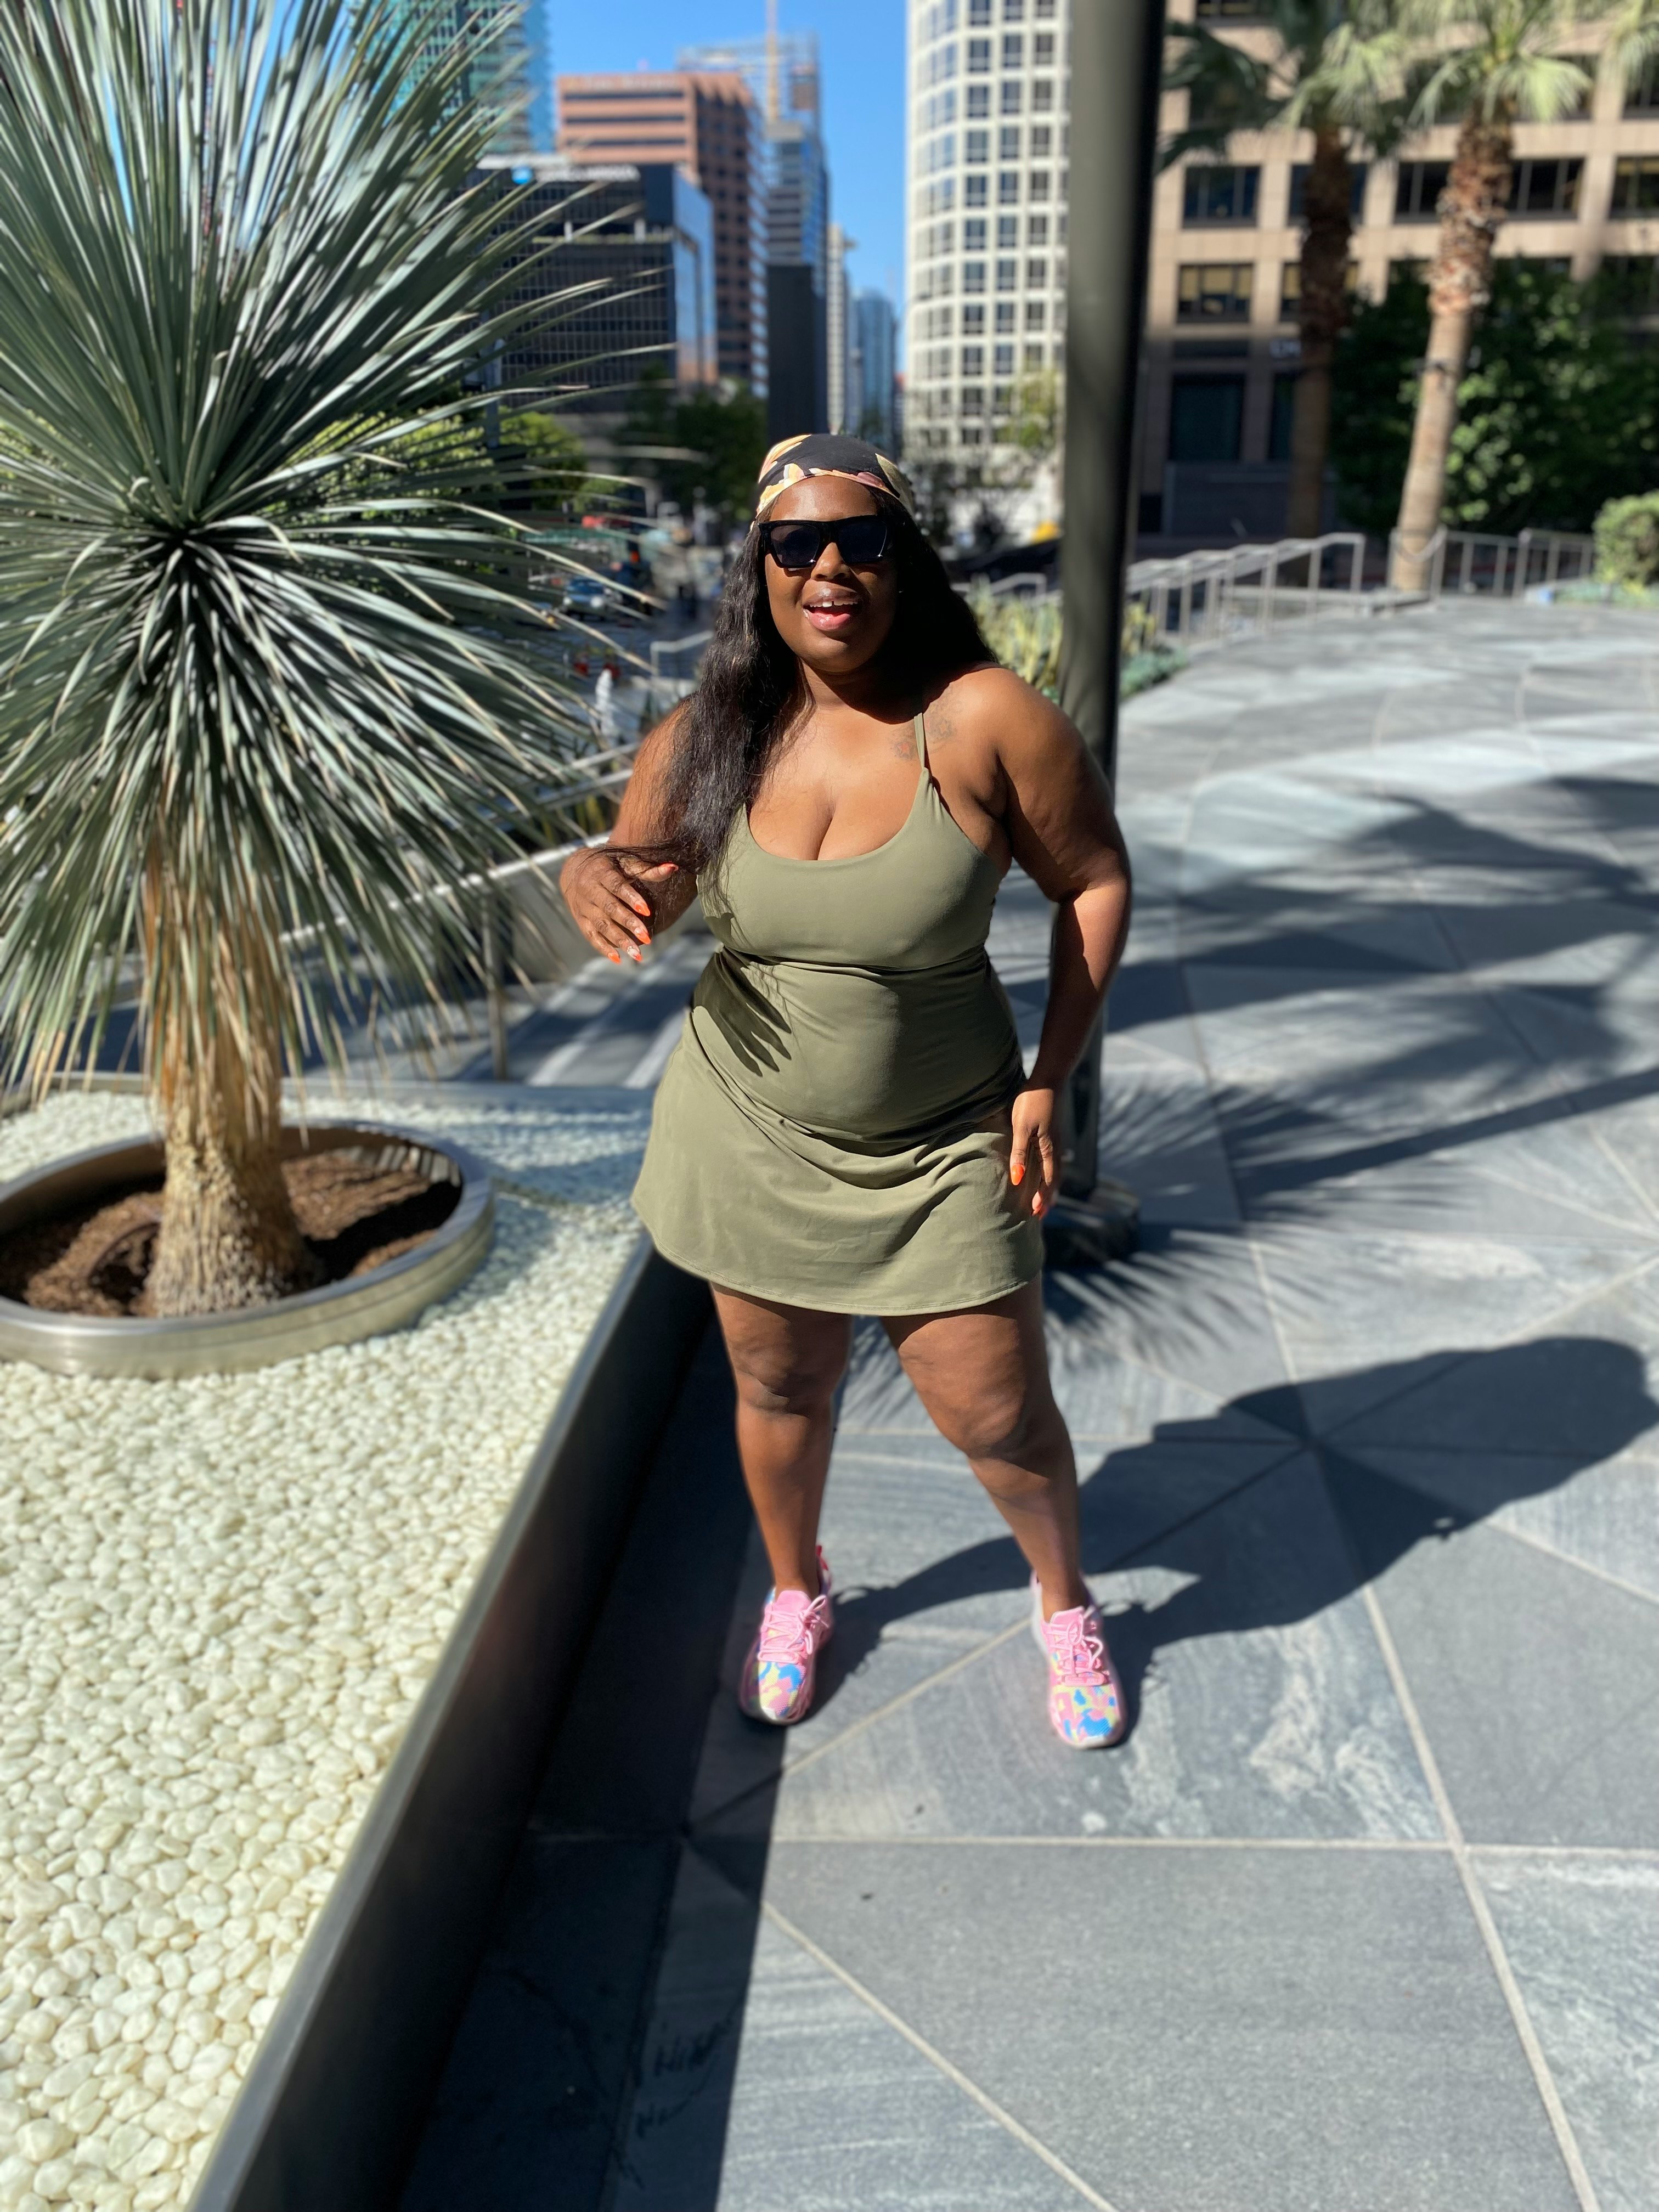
left=1047, top=1615, right=1108, bottom=1688
left=758, top=1594, right=825, bottom=1666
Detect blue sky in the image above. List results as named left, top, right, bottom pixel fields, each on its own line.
left=548, top=2, right=906, bottom=314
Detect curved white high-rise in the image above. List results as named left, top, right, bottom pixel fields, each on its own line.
left=905, top=0, right=1068, bottom=461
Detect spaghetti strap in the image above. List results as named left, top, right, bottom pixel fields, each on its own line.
left=913, top=708, right=929, bottom=775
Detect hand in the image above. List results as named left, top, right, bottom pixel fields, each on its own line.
left=560, top=847, right=678, bottom=964
left=1009, top=1085, right=1058, bottom=1220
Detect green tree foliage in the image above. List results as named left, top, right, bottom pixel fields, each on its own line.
left=1333, top=262, right=1659, bottom=536
left=624, top=370, right=768, bottom=516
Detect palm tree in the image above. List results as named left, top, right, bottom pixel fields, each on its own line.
left=1389, top=0, right=1659, bottom=585
left=1164, top=1, right=1414, bottom=540
left=0, top=0, right=594, bottom=1316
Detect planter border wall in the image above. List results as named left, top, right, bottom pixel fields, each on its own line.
left=0, top=1121, right=494, bottom=1378
left=185, top=1235, right=711, bottom=2212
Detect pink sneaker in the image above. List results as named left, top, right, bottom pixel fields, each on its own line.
left=740, top=1550, right=834, bottom=1725
left=1031, top=1576, right=1127, bottom=1750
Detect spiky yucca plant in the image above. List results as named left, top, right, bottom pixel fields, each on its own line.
left=0, top=0, right=593, bottom=1316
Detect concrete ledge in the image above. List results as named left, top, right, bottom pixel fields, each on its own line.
left=187, top=1237, right=712, bottom=2212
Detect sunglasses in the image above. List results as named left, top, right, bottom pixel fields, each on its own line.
left=759, top=515, right=892, bottom=571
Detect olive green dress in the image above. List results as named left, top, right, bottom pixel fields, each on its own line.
left=631, top=711, right=1042, bottom=1313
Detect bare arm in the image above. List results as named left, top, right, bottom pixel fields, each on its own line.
left=559, top=706, right=699, bottom=962
left=958, top=669, right=1132, bottom=1216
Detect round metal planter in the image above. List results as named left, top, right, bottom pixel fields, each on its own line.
left=0, top=1121, right=495, bottom=1380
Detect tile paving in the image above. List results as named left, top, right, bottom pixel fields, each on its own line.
left=405, top=600, right=1659, bottom=2211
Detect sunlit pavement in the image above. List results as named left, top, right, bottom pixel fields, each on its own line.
left=404, top=600, right=1659, bottom=2212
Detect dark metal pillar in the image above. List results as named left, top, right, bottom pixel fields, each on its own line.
left=1042, top=0, right=1166, bottom=1270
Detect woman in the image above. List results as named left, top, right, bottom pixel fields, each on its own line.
left=561, top=434, right=1132, bottom=1750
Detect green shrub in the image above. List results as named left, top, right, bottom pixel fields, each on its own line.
left=1593, top=493, right=1659, bottom=592
left=967, top=586, right=1183, bottom=701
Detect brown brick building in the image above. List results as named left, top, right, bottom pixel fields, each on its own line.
left=557, top=71, right=768, bottom=394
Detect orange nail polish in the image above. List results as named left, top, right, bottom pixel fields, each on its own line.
left=1011, top=1163, right=1024, bottom=1185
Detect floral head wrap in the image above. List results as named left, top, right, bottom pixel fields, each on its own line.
left=754, top=432, right=916, bottom=518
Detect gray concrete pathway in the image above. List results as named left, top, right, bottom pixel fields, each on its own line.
left=411, top=600, right=1659, bottom=2212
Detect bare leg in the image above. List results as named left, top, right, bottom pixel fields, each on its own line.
left=712, top=1285, right=853, bottom=1598
left=885, top=1279, right=1088, bottom=1621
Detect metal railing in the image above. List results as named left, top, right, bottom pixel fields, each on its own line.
left=971, top=523, right=1599, bottom=658
left=1387, top=526, right=1595, bottom=599
left=1125, top=532, right=1368, bottom=651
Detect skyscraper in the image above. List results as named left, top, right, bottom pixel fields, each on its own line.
left=826, top=223, right=853, bottom=432
left=852, top=289, right=898, bottom=445
left=383, top=0, right=552, bottom=154
left=557, top=71, right=768, bottom=392
left=905, top=0, right=1066, bottom=462
left=682, top=31, right=830, bottom=439
left=482, top=157, right=716, bottom=414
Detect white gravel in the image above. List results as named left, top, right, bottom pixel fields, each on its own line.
left=0, top=1088, right=649, bottom=2212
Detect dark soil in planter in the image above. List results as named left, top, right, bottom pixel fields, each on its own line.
left=0, top=1151, right=460, bottom=1318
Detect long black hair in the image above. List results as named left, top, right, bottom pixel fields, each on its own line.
left=643, top=491, right=991, bottom=878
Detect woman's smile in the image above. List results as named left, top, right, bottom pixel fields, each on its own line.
left=802, top=588, right=861, bottom=634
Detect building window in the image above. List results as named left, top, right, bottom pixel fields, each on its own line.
left=964, top=259, right=986, bottom=291
left=1389, top=258, right=1429, bottom=290
left=1612, top=158, right=1659, bottom=214
left=966, top=173, right=988, bottom=206
left=962, top=301, right=985, bottom=330
left=1395, top=162, right=1449, bottom=220
left=1022, top=342, right=1043, bottom=368
left=1002, top=34, right=1023, bottom=66
left=995, top=342, right=1015, bottom=375
left=999, top=171, right=1021, bottom=204
left=962, top=385, right=986, bottom=415
left=1034, top=31, right=1055, bottom=61
left=1027, top=256, right=1048, bottom=287
left=1001, top=80, right=1023, bottom=114
left=1035, top=0, right=1056, bottom=15
left=1025, top=297, right=1046, bottom=327
left=968, top=37, right=991, bottom=72
left=1598, top=255, right=1659, bottom=313
left=1288, top=162, right=1368, bottom=221
left=1511, top=157, right=1582, bottom=216
left=969, top=0, right=991, bottom=20
left=1000, top=126, right=1021, bottom=159
left=966, top=128, right=989, bottom=164
left=1177, top=262, right=1254, bottom=320
left=1004, top=0, right=1024, bottom=19
left=997, top=257, right=1018, bottom=289
left=1032, top=78, right=1054, bottom=111
left=1030, top=123, right=1053, bottom=156
left=962, top=344, right=984, bottom=374
left=1183, top=165, right=1260, bottom=226
left=1169, top=375, right=1245, bottom=461
left=1626, top=63, right=1659, bottom=114
left=1279, top=258, right=1357, bottom=319
left=998, top=214, right=1019, bottom=246
left=1028, top=211, right=1049, bottom=244
left=996, top=298, right=1016, bottom=331
left=1029, top=170, right=1051, bottom=200
left=964, top=217, right=987, bottom=249
left=968, top=83, right=990, bottom=117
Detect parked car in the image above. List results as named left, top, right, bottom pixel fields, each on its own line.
left=560, top=574, right=610, bottom=620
